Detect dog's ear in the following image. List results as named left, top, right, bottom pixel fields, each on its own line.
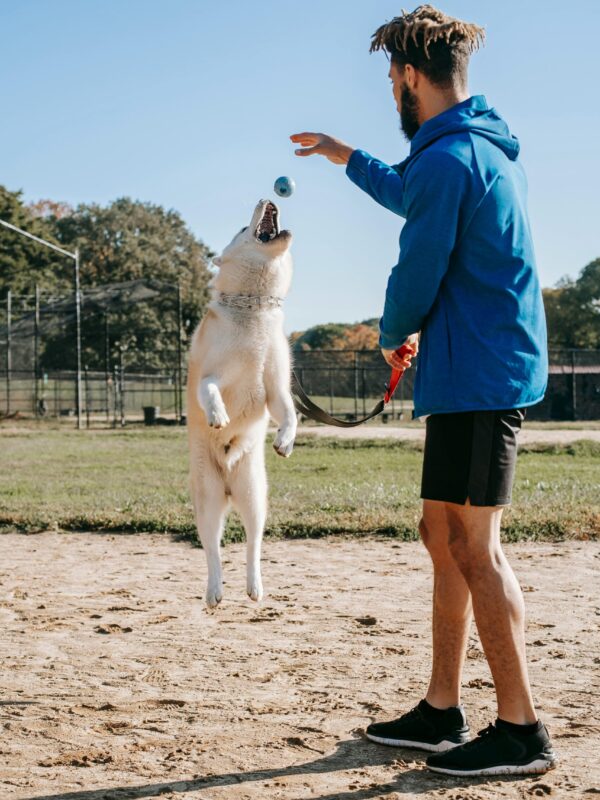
left=212, top=255, right=223, bottom=267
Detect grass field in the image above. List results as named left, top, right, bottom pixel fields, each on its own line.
left=0, top=427, right=598, bottom=541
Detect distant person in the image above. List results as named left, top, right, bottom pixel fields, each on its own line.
left=291, top=4, right=554, bottom=778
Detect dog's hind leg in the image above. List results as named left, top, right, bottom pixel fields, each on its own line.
left=190, top=460, right=228, bottom=608
left=229, top=446, right=267, bottom=602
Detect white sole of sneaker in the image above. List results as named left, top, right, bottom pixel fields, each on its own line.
left=427, top=756, right=558, bottom=776
left=366, top=733, right=469, bottom=752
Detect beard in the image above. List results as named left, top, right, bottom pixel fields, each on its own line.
left=399, top=84, right=421, bottom=141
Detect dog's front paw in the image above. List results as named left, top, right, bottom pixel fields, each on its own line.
left=205, top=581, right=223, bottom=608
left=207, top=404, right=230, bottom=430
left=273, top=428, right=295, bottom=458
left=246, top=576, right=263, bottom=603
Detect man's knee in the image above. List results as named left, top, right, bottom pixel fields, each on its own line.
left=419, top=515, right=453, bottom=566
left=446, top=509, right=502, bottom=580
left=447, top=527, right=476, bottom=578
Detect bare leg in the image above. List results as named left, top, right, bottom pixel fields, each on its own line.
left=446, top=501, right=537, bottom=724
left=229, top=447, right=267, bottom=602
left=420, top=500, right=472, bottom=709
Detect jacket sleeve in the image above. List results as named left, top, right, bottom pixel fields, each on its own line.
left=378, top=150, right=470, bottom=350
left=345, top=149, right=406, bottom=217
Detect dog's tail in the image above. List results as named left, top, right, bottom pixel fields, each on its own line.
left=220, top=435, right=247, bottom=471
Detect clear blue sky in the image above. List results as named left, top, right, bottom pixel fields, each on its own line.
left=2, top=0, right=599, bottom=333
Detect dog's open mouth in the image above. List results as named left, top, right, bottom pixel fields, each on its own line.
left=255, top=201, right=280, bottom=243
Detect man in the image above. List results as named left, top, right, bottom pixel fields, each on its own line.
left=291, top=4, right=555, bottom=778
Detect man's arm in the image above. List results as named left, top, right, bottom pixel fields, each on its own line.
left=291, top=132, right=405, bottom=216
left=345, top=150, right=406, bottom=216
left=379, top=150, right=469, bottom=350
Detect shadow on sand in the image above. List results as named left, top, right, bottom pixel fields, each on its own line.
left=23, top=734, right=522, bottom=800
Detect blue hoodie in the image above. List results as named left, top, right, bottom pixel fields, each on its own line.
left=346, top=95, right=548, bottom=418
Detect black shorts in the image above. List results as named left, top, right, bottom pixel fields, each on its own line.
left=421, top=409, right=525, bottom=507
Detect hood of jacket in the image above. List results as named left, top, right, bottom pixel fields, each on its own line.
left=397, top=95, right=520, bottom=175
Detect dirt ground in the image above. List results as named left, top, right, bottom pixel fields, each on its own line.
left=1, top=533, right=598, bottom=800
left=300, top=425, right=600, bottom=445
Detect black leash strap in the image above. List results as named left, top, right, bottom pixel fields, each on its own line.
left=291, top=370, right=386, bottom=428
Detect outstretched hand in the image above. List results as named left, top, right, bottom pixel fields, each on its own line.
left=290, top=132, right=354, bottom=165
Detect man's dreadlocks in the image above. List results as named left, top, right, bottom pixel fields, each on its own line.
left=370, top=5, right=485, bottom=88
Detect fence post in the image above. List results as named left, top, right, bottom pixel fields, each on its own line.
left=104, top=312, right=110, bottom=424
left=172, top=369, right=178, bottom=421
left=112, top=364, right=119, bottom=428
left=34, top=284, right=40, bottom=416
left=176, top=280, right=184, bottom=422
left=119, top=344, right=125, bottom=426
left=571, top=350, right=577, bottom=421
left=5, top=290, right=11, bottom=415
left=362, top=368, right=367, bottom=416
left=84, top=366, right=90, bottom=428
left=353, top=351, right=359, bottom=419
left=74, top=249, right=83, bottom=429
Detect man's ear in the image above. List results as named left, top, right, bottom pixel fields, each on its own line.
left=212, top=255, right=223, bottom=267
left=405, top=63, right=417, bottom=90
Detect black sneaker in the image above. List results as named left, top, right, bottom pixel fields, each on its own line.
left=426, top=720, right=558, bottom=776
left=366, top=699, right=470, bottom=752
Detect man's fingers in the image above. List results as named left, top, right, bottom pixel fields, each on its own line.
left=383, top=349, right=414, bottom=370
left=294, top=145, right=321, bottom=157
left=290, top=132, right=320, bottom=145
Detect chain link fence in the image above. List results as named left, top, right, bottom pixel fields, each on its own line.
left=292, top=348, right=415, bottom=421
left=0, top=281, right=185, bottom=426
left=1, top=285, right=599, bottom=424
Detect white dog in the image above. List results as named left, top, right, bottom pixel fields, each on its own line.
left=187, top=199, right=297, bottom=608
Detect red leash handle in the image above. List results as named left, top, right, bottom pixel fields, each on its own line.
left=384, top=343, right=414, bottom=404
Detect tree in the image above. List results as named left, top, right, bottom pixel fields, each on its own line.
left=37, top=197, right=214, bottom=371
left=0, top=185, right=68, bottom=296
left=1, top=189, right=213, bottom=372
left=344, top=322, right=380, bottom=350
left=291, top=318, right=380, bottom=351
left=28, top=199, right=74, bottom=221
left=575, top=258, right=600, bottom=345
left=292, top=322, right=348, bottom=350
left=543, top=258, right=600, bottom=349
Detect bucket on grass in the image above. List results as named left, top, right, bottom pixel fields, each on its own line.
left=143, top=406, right=160, bottom=425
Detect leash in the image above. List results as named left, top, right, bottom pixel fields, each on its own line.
left=291, top=344, right=414, bottom=428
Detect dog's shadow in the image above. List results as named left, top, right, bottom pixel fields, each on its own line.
left=23, top=734, right=519, bottom=800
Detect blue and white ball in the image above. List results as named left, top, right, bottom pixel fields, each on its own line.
left=274, top=176, right=295, bottom=198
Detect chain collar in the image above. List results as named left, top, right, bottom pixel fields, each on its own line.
left=216, top=292, right=283, bottom=311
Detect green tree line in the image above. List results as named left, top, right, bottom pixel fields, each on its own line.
left=1, top=186, right=212, bottom=371
left=1, top=183, right=598, bottom=370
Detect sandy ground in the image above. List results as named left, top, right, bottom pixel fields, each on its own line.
left=298, top=425, right=600, bottom=445
left=1, top=533, right=598, bottom=800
